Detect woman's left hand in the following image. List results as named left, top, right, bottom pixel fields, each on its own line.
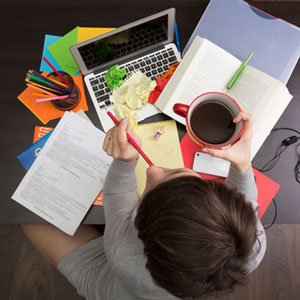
left=103, top=118, right=142, bottom=163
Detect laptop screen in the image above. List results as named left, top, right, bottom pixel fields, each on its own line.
left=78, top=15, right=169, bottom=71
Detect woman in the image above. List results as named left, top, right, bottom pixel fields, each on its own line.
left=22, top=110, right=266, bottom=299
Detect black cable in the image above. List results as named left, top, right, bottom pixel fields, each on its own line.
left=295, top=143, right=300, bottom=183
left=255, top=133, right=299, bottom=172
left=255, top=127, right=300, bottom=229
left=271, top=127, right=300, bottom=135
left=263, top=198, right=277, bottom=230
left=295, top=161, right=300, bottom=183
left=255, top=143, right=289, bottom=172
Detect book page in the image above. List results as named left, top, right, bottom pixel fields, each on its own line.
left=227, top=65, right=287, bottom=122
left=250, top=88, right=292, bottom=159
left=155, top=37, right=242, bottom=124
left=12, top=112, right=112, bottom=235
left=227, top=65, right=292, bottom=158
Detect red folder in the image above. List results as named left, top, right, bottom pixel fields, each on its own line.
left=180, top=134, right=280, bottom=219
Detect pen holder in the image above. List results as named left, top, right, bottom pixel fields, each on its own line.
left=47, top=71, right=80, bottom=111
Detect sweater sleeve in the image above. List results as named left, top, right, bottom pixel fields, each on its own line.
left=225, top=164, right=267, bottom=274
left=102, top=158, right=140, bottom=227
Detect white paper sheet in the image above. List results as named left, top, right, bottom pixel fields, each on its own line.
left=12, top=112, right=112, bottom=235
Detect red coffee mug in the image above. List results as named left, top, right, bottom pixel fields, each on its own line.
left=173, top=92, right=244, bottom=149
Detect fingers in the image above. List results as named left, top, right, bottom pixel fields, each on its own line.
left=103, top=118, right=128, bottom=152
left=117, top=118, right=130, bottom=152
left=106, top=137, right=114, bottom=156
left=233, top=110, right=253, bottom=140
left=103, top=129, right=115, bottom=157
left=202, top=147, right=227, bottom=159
left=118, top=118, right=129, bottom=140
left=117, top=118, right=142, bottom=151
left=233, top=110, right=252, bottom=123
left=127, top=126, right=142, bottom=147
left=103, top=129, right=113, bottom=152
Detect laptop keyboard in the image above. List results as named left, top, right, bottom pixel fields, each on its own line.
left=88, top=47, right=179, bottom=110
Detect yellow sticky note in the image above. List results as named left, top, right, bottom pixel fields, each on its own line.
left=134, top=120, right=184, bottom=195
left=77, top=27, right=116, bottom=43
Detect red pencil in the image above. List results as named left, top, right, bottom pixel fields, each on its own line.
left=106, top=110, right=154, bottom=167
left=42, top=57, right=73, bottom=90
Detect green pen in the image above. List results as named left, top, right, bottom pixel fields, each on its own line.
left=227, top=52, right=254, bottom=90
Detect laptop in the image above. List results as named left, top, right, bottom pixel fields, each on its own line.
left=70, top=8, right=181, bottom=132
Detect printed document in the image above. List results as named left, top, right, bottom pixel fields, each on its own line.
left=12, top=112, right=112, bottom=235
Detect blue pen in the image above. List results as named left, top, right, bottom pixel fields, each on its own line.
left=174, top=20, right=181, bottom=54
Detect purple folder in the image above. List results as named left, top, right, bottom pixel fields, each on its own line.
left=183, top=0, right=300, bottom=85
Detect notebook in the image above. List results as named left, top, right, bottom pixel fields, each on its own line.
left=133, top=120, right=184, bottom=195
left=70, top=8, right=181, bottom=132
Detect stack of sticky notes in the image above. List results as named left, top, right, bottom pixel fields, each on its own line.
left=40, top=27, right=115, bottom=75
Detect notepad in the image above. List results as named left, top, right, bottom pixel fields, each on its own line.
left=134, top=120, right=184, bottom=195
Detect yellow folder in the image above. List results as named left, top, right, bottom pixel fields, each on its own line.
left=77, top=27, right=116, bottom=43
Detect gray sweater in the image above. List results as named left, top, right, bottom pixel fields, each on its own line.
left=58, top=159, right=266, bottom=300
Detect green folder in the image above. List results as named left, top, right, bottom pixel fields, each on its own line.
left=47, top=27, right=80, bottom=75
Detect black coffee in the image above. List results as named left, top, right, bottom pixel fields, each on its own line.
left=190, top=101, right=235, bottom=144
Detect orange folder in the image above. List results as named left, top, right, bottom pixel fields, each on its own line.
left=18, top=73, right=88, bottom=124
left=33, top=126, right=54, bottom=143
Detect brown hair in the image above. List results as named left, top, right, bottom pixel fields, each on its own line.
left=135, top=176, right=259, bottom=299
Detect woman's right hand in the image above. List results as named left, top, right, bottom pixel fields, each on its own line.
left=203, top=109, right=253, bottom=173
left=103, top=118, right=142, bottom=163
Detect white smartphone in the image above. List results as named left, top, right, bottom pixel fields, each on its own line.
left=192, top=152, right=230, bottom=177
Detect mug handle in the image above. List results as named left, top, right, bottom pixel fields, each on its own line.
left=173, top=103, right=189, bottom=118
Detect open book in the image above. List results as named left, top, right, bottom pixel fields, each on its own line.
left=155, top=36, right=293, bottom=158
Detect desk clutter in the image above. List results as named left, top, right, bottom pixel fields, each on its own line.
left=13, top=0, right=300, bottom=234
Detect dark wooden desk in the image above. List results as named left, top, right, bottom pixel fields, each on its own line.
left=0, top=0, right=299, bottom=224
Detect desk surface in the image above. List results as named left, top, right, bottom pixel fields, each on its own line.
left=0, top=0, right=299, bottom=224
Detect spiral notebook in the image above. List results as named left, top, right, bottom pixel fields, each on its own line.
left=134, top=120, right=184, bottom=195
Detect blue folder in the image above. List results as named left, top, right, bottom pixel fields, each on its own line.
left=183, top=0, right=300, bottom=85
left=17, top=131, right=53, bottom=171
